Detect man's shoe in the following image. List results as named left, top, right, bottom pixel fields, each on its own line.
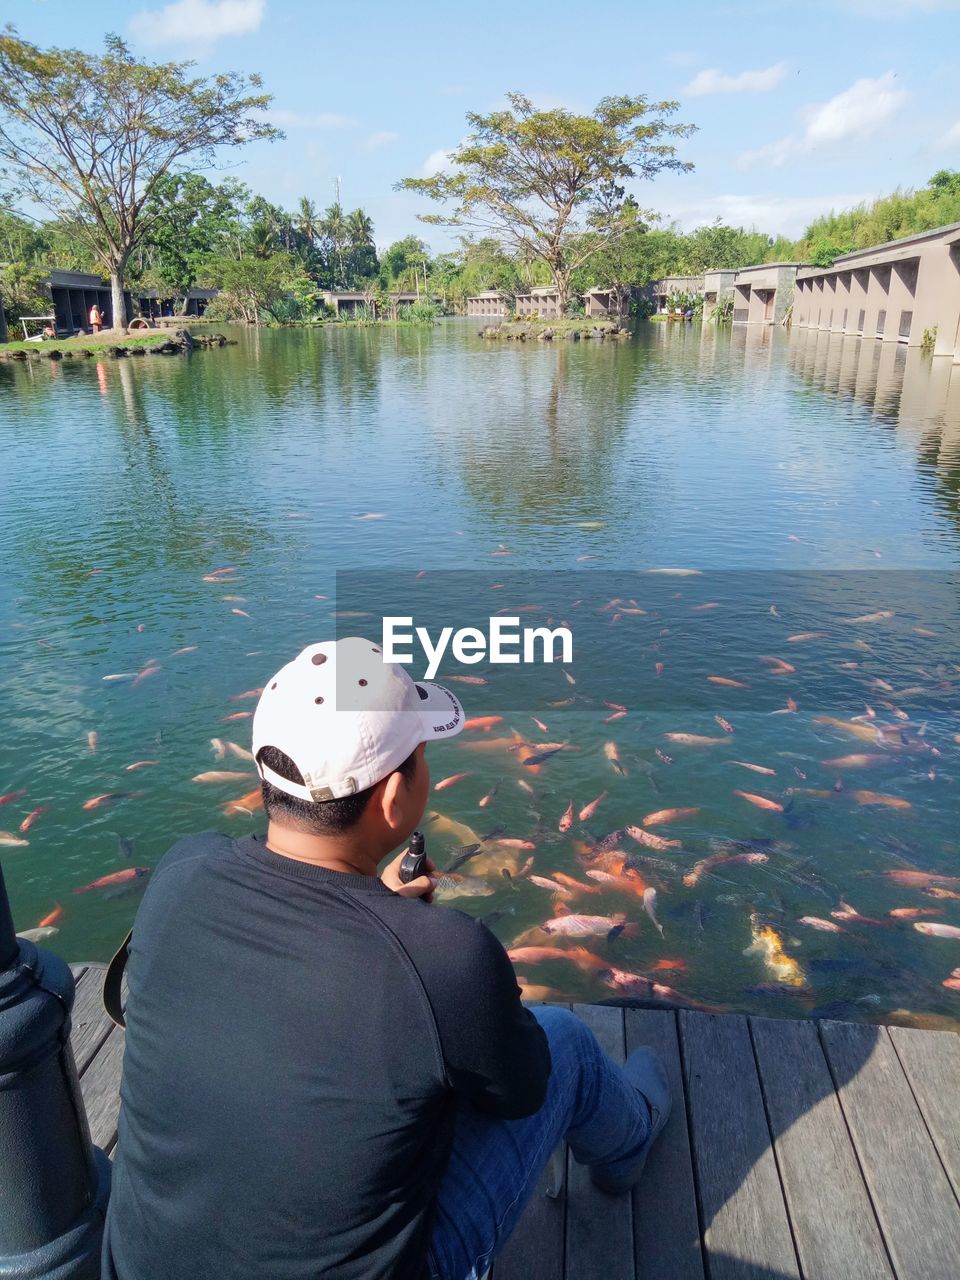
left=589, top=1047, right=672, bottom=1195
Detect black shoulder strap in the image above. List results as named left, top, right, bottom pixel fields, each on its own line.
left=103, top=929, right=133, bottom=1028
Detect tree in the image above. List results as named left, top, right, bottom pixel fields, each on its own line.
left=141, top=174, right=247, bottom=302
left=0, top=29, right=280, bottom=330
left=399, top=92, right=695, bottom=311
left=203, top=251, right=315, bottom=325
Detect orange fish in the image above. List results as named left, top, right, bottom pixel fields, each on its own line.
left=553, top=872, right=601, bottom=896
left=74, top=867, right=149, bottom=893
left=478, top=782, right=499, bottom=808
left=19, top=806, right=48, bottom=833
left=731, top=761, right=777, bottom=776
left=559, top=801, right=574, bottom=832
left=578, top=791, right=607, bottom=822
left=193, top=770, right=252, bottom=784
left=82, top=793, right=130, bottom=810
left=87, top=730, right=98, bottom=753
left=447, top=676, right=487, bottom=685
left=603, top=710, right=626, bottom=723
left=223, top=711, right=253, bottom=721
left=851, top=790, right=911, bottom=809
left=733, top=790, right=784, bottom=812
left=787, top=632, right=826, bottom=642
left=889, top=908, right=944, bottom=919
left=603, top=742, right=626, bottom=776
left=684, top=850, right=768, bottom=886
left=130, top=666, right=160, bottom=689
left=434, top=772, right=470, bottom=792
left=0, top=789, right=27, bottom=806
left=758, top=655, right=796, bottom=673
left=223, top=787, right=264, bottom=816
left=38, top=905, right=63, bottom=927
left=464, top=716, right=504, bottom=731
left=707, top=676, right=748, bottom=688
left=230, top=688, right=263, bottom=701
left=652, top=958, right=688, bottom=973
left=665, top=733, right=727, bottom=746
left=822, top=754, right=889, bottom=768
left=925, top=887, right=960, bottom=900
left=642, top=807, right=700, bottom=827
left=624, top=825, right=681, bottom=850
left=126, top=760, right=159, bottom=771
left=885, top=870, right=960, bottom=889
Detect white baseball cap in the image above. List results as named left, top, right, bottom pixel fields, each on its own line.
left=252, top=637, right=465, bottom=802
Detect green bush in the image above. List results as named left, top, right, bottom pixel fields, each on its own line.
left=397, top=299, right=441, bottom=324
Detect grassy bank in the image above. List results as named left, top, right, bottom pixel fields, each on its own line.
left=0, top=331, right=179, bottom=356
left=0, top=329, right=233, bottom=359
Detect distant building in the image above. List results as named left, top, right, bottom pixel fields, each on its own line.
left=48, top=270, right=119, bottom=333
left=33, top=270, right=218, bottom=337
left=321, top=290, right=375, bottom=319
left=652, top=276, right=704, bottom=313
left=132, top=287, right=217, bottom=320
left=731, top=263, right=803, bottom=326
left=515, top=286, right=561, bottom=319
left=583, top=285, right=648, bottom=319
left=702, top=269, right=738, bottom=322
left=793, top=222, right=960, bottom=358
left=465, top=290, right=510, bottom=318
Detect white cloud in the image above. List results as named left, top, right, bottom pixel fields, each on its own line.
left=265, top=108, right=355, bottom=130
left=938, top=119, right=960, bottom=147
left=130, top=0, right=264, bottom=45
left=363, top=131, right=400, bottom=150
left=684, top=63, right=787, bottom=96
left=737, top=72, right=907, bottom=169
left=667, top=192, right=875, bottom=238
left=422, top=147, right=456, bottom=176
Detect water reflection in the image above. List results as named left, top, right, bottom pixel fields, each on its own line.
left=786, top=328, right=960, bottom=533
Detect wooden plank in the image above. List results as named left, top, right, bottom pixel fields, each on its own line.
left=79, top=1024, right=125, bottom=1153
left=70, top=963, right=88, bottom=980
left=750, top=1016, right=893, bottom=1280
left=625, top=1008, right=704, bottom=1280
left=888, top=1025, right=960, bottom=1203
left=564, top=1004, right=633, bottom=1280
left=820, top=1019, right=960, bottom=1280
left=679, top=1010, right=800, bottom=1280
left=69, top=965, right=114, bottom=1076
left=493, top=1005, right=566, bottom=1280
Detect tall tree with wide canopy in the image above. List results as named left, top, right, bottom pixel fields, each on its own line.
left=399, top=92, right=696, bottom=312
left=0, top=29, right=280, bottom=330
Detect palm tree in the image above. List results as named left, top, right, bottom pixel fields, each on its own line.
left=297, top=197, right=320, bottom=248
left=347, top=208, right=374, bottom=250
left=322, top=202, right=349, bottom=285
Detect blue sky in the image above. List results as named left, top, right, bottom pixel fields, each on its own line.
left=10, top=0, right=960, bottom=249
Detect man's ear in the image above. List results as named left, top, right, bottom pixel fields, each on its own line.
left=378, top=768, right=407, bottom=831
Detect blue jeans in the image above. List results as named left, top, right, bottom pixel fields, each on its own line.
left=426, top=1007, right=652, bottom=1280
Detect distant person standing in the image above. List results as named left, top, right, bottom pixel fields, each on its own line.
left=89, top=302, right=102, bottom=333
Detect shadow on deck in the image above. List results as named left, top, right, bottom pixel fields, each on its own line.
left=69, top=964, right=960, bottom=1279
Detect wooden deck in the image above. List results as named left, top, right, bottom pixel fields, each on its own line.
left=70, top=963, right=960, bottom=1279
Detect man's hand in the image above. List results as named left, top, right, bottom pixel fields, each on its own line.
left=380, top=848, right=437, bottom=902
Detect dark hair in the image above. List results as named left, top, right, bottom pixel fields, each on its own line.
left=258, top=743, right=419, bottom=835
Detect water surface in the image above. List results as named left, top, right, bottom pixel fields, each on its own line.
left=2, top=320, right=959, bottom=1024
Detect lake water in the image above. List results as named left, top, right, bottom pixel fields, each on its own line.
left=2, top=319, right=960, bottom=1025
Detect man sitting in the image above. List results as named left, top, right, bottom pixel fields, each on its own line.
left=103, top=637, right=670, bottom=1280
